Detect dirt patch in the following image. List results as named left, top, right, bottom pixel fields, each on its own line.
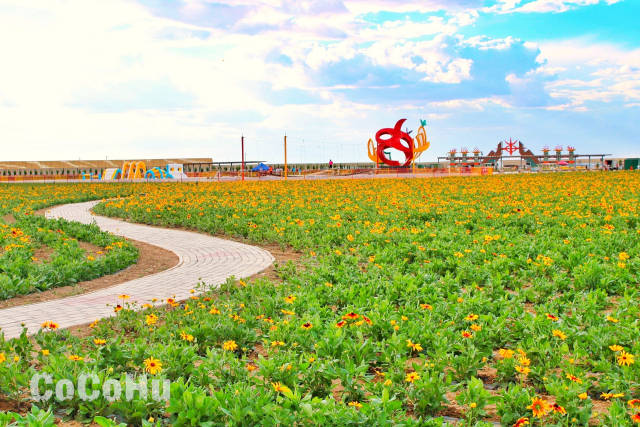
left=0, top=239, right=178, bottom=309
left=1, top=214, right=16, bottom=224
left=0, top=396, right=30, bottom=413
left=77, top=240, right=103, bottom=258
left=31, top=245, right=56, bottom=264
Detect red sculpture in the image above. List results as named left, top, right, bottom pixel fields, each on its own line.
left=375, top=119, right=414, bottom=167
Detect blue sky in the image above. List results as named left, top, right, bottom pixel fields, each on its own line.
left=0, top=0, right=638, bottom=162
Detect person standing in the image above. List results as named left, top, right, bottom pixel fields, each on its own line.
left=329, top=159, right=333, bottom=169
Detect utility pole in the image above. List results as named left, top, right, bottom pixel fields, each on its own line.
left=284, top=134, right=288, bottom=180
left=241, top=135, right=245, bottom=181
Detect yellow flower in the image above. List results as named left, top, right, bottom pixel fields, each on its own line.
left=498, top=348, right=514, bottom=359
left=516, top=366, right=530, bottom=376
left=41, top=349, right=49, bottom=356
left=284, top=295, right=296, bottom=304
left=606, top=316, right=619, bottom=323
left=0, top=353, right=5, bottom=364
left=271, top=382, right=291, bottom=394
left=93, top=338, right=107, bottom=345
left=578, top=392, right=588, bottom=400
left=180, top=331, right=194, bottom=342
left=145, top=314, right=158, bottom=326
left=348, top=401, right=363, bottom=408
left=118, top=294, right=130, bottom=300
left=144, top=357, right=163, bottom=375
left=405, top=372, right=420, bottom=383
left=68, top=354, right=83, bottom=362
left=552, top=329, right=567, bottom=340
left=406, top=339, right=423, bottom=352
left=222, top=340, right=238, bottom=351
left=609, top=344, right=624, bottom=352
left=617, top=351, right=635, bottom=366
left=470, top=324, right=482, bottom=332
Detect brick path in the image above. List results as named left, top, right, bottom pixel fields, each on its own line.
left=0, top=201, right=274, bottom=339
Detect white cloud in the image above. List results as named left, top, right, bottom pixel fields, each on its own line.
left=536, top=39, right=640, bottom=110
left=486, top=0, right=622, bottom=14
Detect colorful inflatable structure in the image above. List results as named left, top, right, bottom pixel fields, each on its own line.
left=101, top=161, right=188, bottom=180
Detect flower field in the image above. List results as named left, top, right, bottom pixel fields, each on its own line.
left=1, top=172, right=640, bottom=426
left=0, top=185, right=138, bottom=299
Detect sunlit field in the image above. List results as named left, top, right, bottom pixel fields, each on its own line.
left=1, top=172, right=639, bottom=425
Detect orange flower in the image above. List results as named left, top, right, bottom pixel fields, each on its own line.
left=420, top=303, right=433, bottom=310
left=465, top=314, right=479, bottom=321
left=342, top=312, right=359, bottom=320
left=335, top=320, right=347, bottom=328
left=41, top=321, right=59, bottom=330
left=631, top=412, right=640, bottom=424
left=461, top=330, right=473, bottom=339
left=629, top=399, right=640, bottom=409
left=546, top=313, right=559, bottom=321
left=566, top=373, right=582, bottom=383
left=527, top=397, right=550, bottom=418
left=114, top=305, right=123, bottom=313
left=513, top=417, right=529, bottom=427
left=68, top=354, right=83, bottom=362
left=301, top=322, right=313, bottom=330
left=551, top=404, right=566, bottom=414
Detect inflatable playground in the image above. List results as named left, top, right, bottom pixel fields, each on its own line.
left=83, top=161, right=189, bottom=181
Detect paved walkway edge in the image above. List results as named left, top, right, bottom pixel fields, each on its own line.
left=0, top=201, right=274, bottom=339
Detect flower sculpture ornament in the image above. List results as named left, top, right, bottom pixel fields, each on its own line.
left=367, top=119, right=430, bottom=167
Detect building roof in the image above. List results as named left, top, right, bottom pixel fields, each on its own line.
left=0, top=158, right=212, bottom=170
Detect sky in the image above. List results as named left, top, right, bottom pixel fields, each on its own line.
left=0, top=0, right=638, bottom=163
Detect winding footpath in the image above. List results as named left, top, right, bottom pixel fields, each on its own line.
left=0, top=201, right=274, bottom=339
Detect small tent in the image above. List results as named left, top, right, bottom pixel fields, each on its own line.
left=251, top=163, right=270, bottom=172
